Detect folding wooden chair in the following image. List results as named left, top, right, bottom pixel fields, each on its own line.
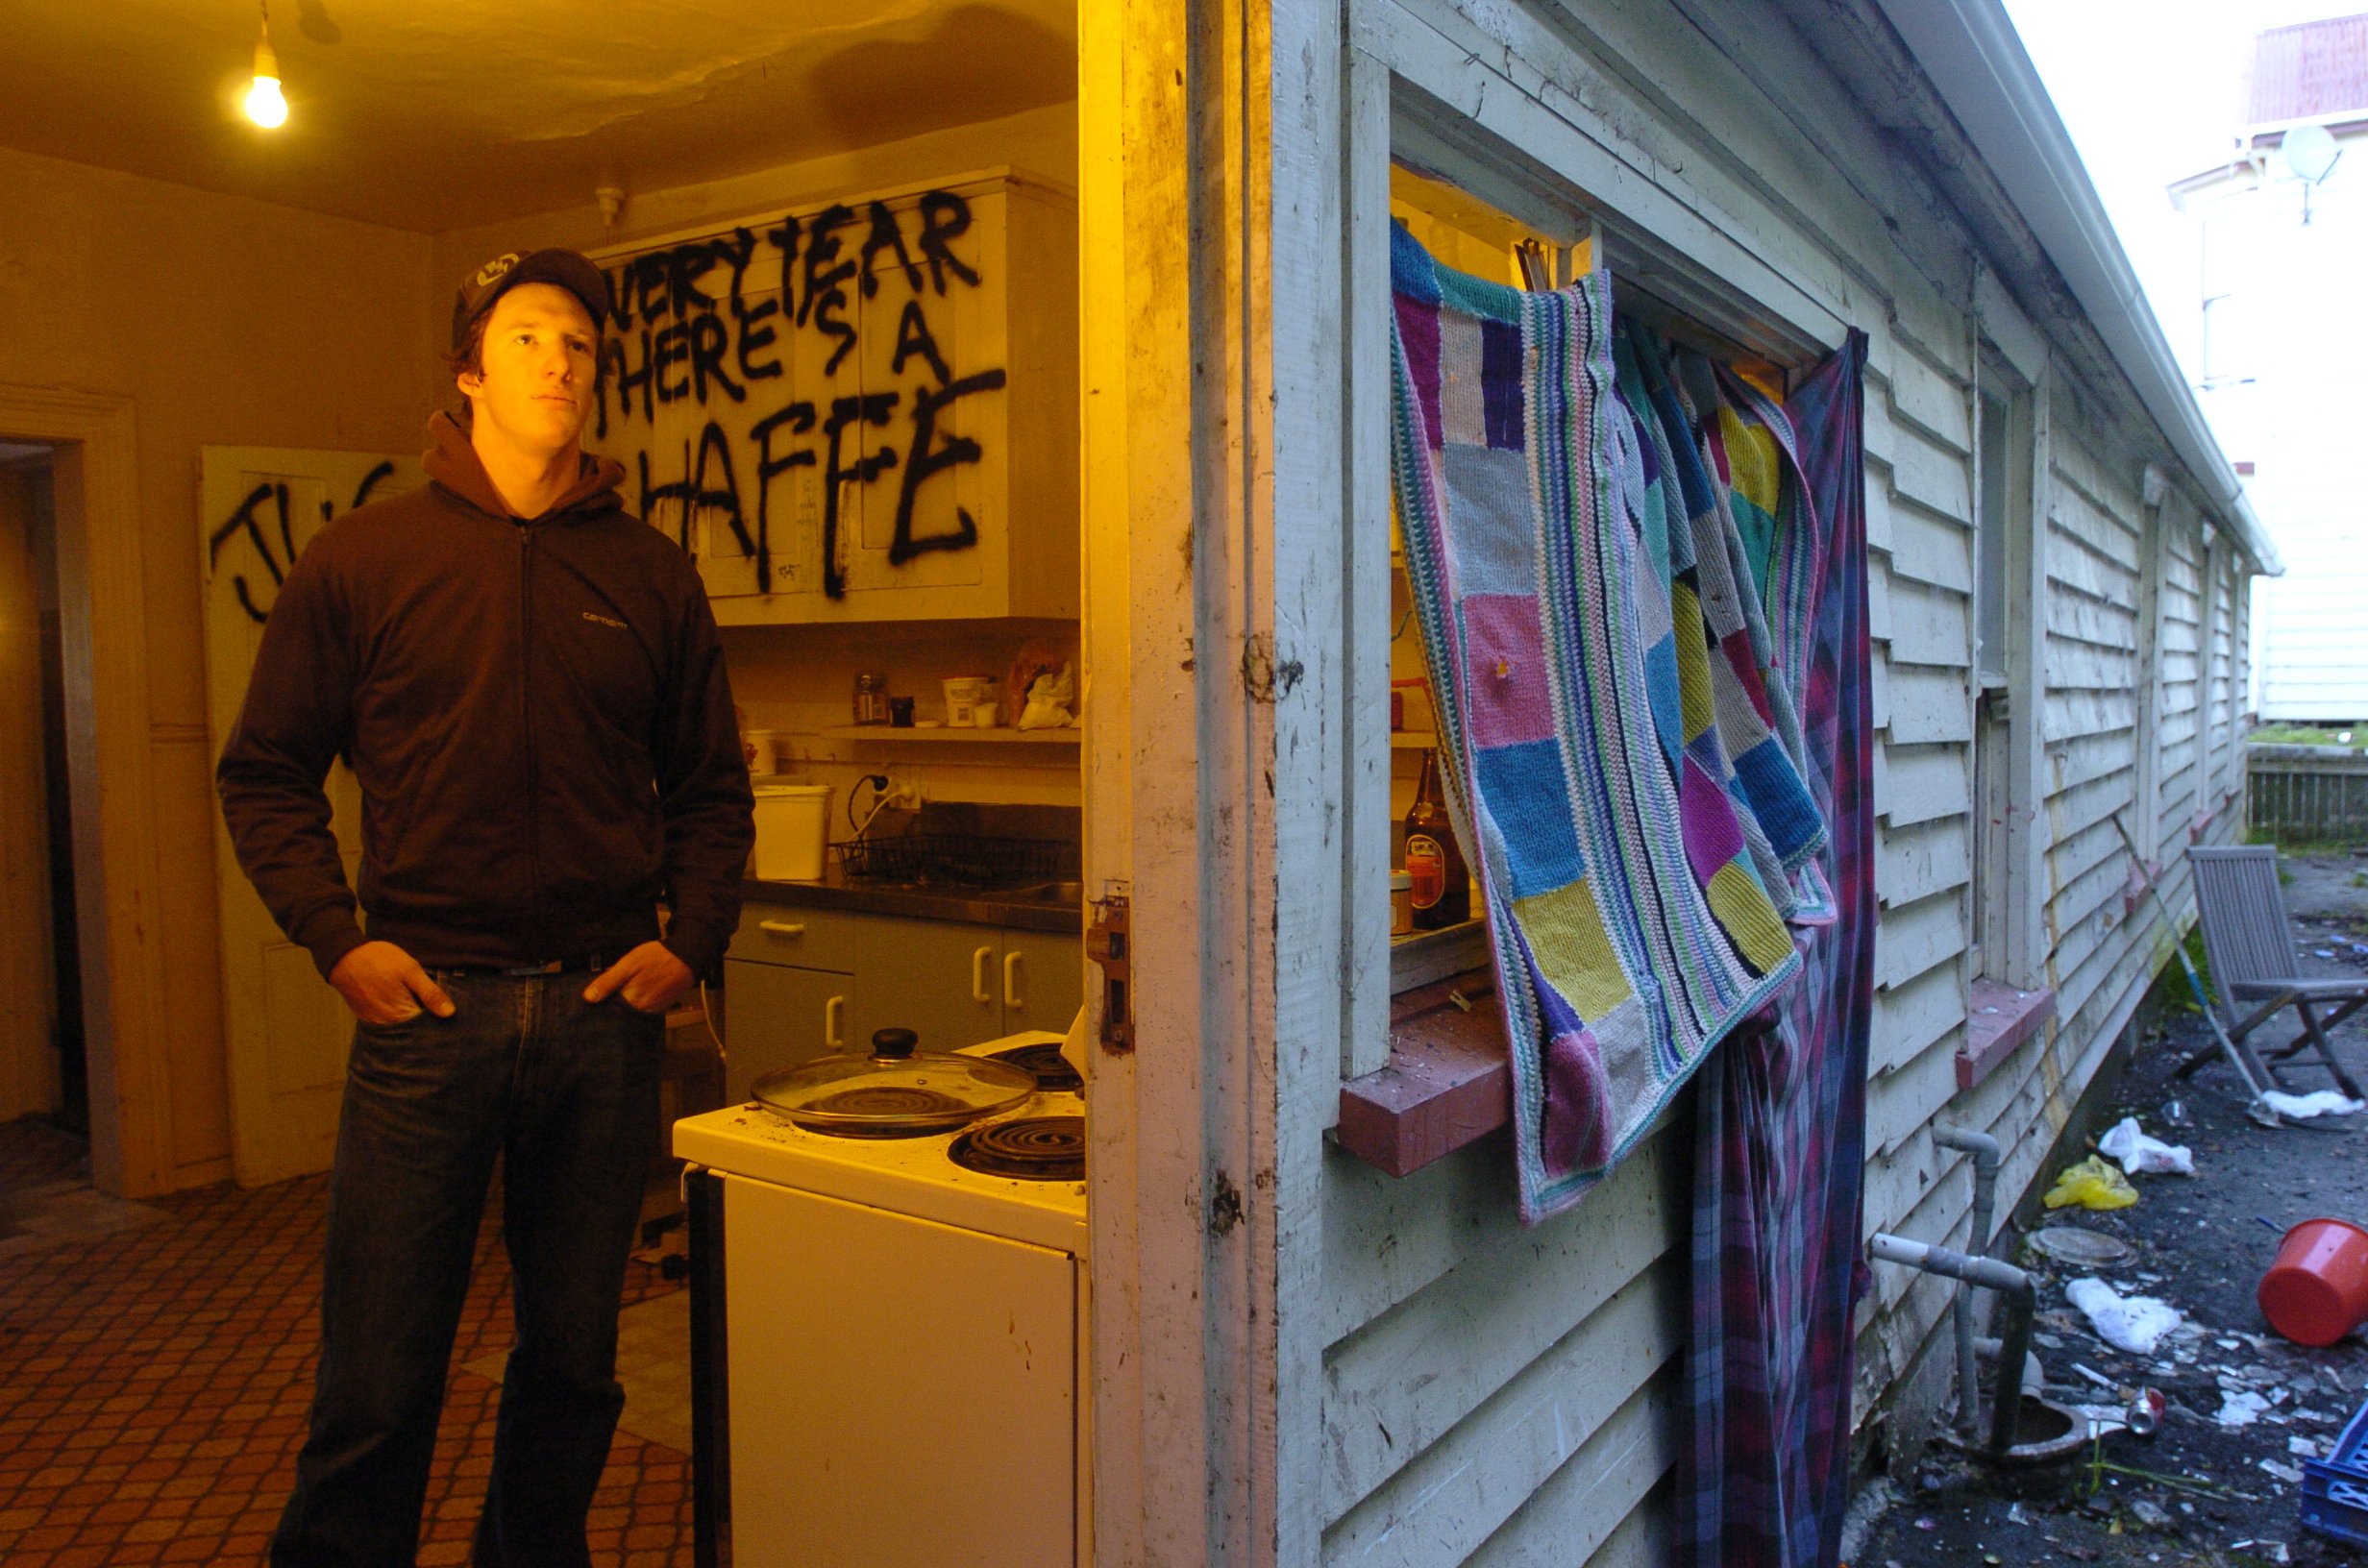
left=2180, top=845, right=2368, bottom=1100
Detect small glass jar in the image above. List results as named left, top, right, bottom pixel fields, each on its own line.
left=1390, top=870, right=1414, bottom=937
left=852, top=671, right=890, bottom=725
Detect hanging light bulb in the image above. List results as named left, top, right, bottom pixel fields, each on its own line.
left=244, top=1, right=287, bottom=128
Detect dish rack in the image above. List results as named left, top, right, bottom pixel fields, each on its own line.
left=832, top=833, right=1069, bottom=889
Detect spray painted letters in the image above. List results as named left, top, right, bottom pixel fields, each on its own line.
left=590, top=189, right=1002, bottom=600
left=209, top=461, right=396, bottom=625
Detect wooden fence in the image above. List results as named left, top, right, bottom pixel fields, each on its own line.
left=2248, top=743, right=2368, bottom=845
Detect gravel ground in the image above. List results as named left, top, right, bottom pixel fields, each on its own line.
left=1852, top=851, right=2368, bottom=1568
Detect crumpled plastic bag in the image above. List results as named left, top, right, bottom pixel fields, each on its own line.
left=1018, top=662, right=1076, bottom=730
left=2067, top=1277, right=2183, bottom=1355
left=2098, top=1115, right=2195, bottom=1176
left=2044, top=1155, right=2138, bottom=1211
left=2261, top=1089, right=2366, bottom=1120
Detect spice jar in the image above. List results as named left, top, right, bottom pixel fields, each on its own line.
left=852, top=671, right=890, bottom=725
left=1390, top=870, right=1414, bottom=936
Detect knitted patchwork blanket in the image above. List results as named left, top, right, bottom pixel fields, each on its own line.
left=1388, top=226, right=1814, bottom=1221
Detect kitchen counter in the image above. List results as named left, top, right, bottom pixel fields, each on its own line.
left=742, top=865, right=1083, bottom=935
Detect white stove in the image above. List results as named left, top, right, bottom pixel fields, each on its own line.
left=675, top=1032, right=1088, bottom=1568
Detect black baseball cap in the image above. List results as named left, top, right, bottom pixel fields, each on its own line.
left=450, top=248, right=612, bottom=351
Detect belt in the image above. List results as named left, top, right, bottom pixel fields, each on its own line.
left=431, top=955, right=613, bottom=978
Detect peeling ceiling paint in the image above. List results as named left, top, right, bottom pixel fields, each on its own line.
left=0, top=0, right=1075, bottom=233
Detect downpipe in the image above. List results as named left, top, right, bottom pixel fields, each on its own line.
left=1866, top=1231, right=2035, bottom=1456
left=1932, top=1122, right=2002, bottom=1436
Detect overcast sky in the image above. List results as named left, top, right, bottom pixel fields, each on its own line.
left=2003, top=0, right=2356, bottom=380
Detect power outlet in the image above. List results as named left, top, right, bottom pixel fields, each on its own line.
left=884, top=779, right=924, bottom=812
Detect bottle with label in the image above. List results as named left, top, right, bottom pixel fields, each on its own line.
left=1404, top=748, right=1471, bottom=929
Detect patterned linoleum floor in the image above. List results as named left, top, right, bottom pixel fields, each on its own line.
left=0, top=1116, right=694, bottom=1566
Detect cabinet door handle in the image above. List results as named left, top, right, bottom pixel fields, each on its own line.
left=825, top=995, right=846, bottom=1049
left=1003, top=951, right=1024, bottom=1011
left=758, top=919, right=807, bottom=938
left=972, top=945, right=994, bottom=1004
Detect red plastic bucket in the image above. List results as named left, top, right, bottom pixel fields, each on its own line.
left=2260, top=1218, right=2368, bottom=1346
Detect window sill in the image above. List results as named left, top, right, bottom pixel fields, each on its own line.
left=1335, top=968, right=1508, bottom=1177
left=1958, top=979, right=2055, bottom=1091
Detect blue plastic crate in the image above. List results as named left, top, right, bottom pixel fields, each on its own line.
left=2301, top=1395, right=2368, bottom=1547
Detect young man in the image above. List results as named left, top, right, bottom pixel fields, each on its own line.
left=217, top=249, right=754, bottom=1566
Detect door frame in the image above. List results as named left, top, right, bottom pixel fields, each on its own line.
left=0, top=382, right=174, bottom=1197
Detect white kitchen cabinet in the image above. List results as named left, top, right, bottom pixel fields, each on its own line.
left=997, top=929, right=1085, bottom=1038
left=587, top=169, right=1077, bottom=625
left=716, top=958, right=852, bottom=1103
left=725, top=902, right=1082, bottom=1066
left=848, top=919, right=1008, bottom=1055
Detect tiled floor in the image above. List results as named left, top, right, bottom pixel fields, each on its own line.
left=0, top=1117, right=695, bottom=1566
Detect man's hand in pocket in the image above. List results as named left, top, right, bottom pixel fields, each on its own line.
left=330, top=942, right=456, bottom=1026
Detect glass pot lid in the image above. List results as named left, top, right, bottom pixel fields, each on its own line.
left=752, top=1028, right=1036, bottom=1136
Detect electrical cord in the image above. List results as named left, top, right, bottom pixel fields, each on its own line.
left=698, top=979, right=725, bottom=1066
left=849, top=772, right=891, bottom=835
left=847, top=774, right=898, bottom=842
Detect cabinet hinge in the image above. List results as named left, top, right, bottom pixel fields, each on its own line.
left=1086, top=894, right=1133, bottom=1053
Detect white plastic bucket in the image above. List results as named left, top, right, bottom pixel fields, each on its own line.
left=752, top=783, right=832, bottom=881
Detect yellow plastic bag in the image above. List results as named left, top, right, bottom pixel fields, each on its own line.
left=2043, top=1155, right=2138, bottom=1212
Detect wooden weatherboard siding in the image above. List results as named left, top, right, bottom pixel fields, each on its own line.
left=1258, top=1, right=2280, bottom=1564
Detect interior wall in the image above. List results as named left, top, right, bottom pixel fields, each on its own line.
left=0, top=144, right=438, bottom=1188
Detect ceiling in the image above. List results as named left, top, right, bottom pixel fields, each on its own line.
left=0, top=0, right=1076, bottom=233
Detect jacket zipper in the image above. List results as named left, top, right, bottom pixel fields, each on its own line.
left=519, top=524, right=545, bottom=954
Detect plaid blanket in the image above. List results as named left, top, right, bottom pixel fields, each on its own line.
left=1388, top=226, right=1815, bottom=1221
left=1682, top=331, right=1875, bottom=1568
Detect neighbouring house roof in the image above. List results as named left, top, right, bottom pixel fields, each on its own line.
left=2247, top=14, right=2368, bottom=128
left=1874, top=0, right=2282, bottom=574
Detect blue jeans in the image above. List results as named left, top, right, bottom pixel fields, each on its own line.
left=270, top=968, right=665, bottom=1568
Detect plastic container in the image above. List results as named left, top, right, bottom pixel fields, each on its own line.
left=742, top=727, right=777, bottom=776
left=943, top=675, right=990, bottom=726
left=2301, top=1395, right=2368, bottom=1547
left=2260, top=1216, right=2368, bottom=1346
left=752, top=783, right=831, bottom=882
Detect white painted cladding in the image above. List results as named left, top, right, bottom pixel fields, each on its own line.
left=1285, top=1, right=2264, bottom=1563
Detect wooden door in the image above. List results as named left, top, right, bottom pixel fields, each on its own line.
left=200, top=448, right=422, bottom=1186
left=0, top=461, right=59, bottom=1121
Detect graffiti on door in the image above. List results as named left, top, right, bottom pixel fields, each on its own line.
left=208, top=461, right=397, bottom=625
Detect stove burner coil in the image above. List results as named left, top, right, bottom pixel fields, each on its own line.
left=987, top=1043, right=1083, bottom=1093
left=789, top=1085, right=978, bottom=1138
left=949, top=1115, right=1085, bottom=1180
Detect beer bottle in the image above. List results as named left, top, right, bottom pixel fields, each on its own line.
left=1404, top=748, right=1471, bottom=929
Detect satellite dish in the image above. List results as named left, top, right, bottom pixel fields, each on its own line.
left=2282, top=122, right=2341, bottom=184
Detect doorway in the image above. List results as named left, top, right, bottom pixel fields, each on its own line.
left=0, top=443, right=84, bottom=1139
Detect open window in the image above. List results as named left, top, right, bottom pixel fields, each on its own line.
left=1337, top=149, right=1838, bottom=1176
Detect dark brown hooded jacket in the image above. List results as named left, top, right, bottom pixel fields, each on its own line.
left=216, top=411, right=753, bottom=983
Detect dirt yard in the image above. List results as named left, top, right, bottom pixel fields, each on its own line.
left=1851, top=850, right=2368, bottom=1568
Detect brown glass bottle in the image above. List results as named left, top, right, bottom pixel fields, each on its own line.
left=1404, top=748, right=1471, bottom=929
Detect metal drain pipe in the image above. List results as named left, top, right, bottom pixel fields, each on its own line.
left=1866, top=1232, right=2035, bottom=1455
left=1932, top=1122, right=2003, bottom=1435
